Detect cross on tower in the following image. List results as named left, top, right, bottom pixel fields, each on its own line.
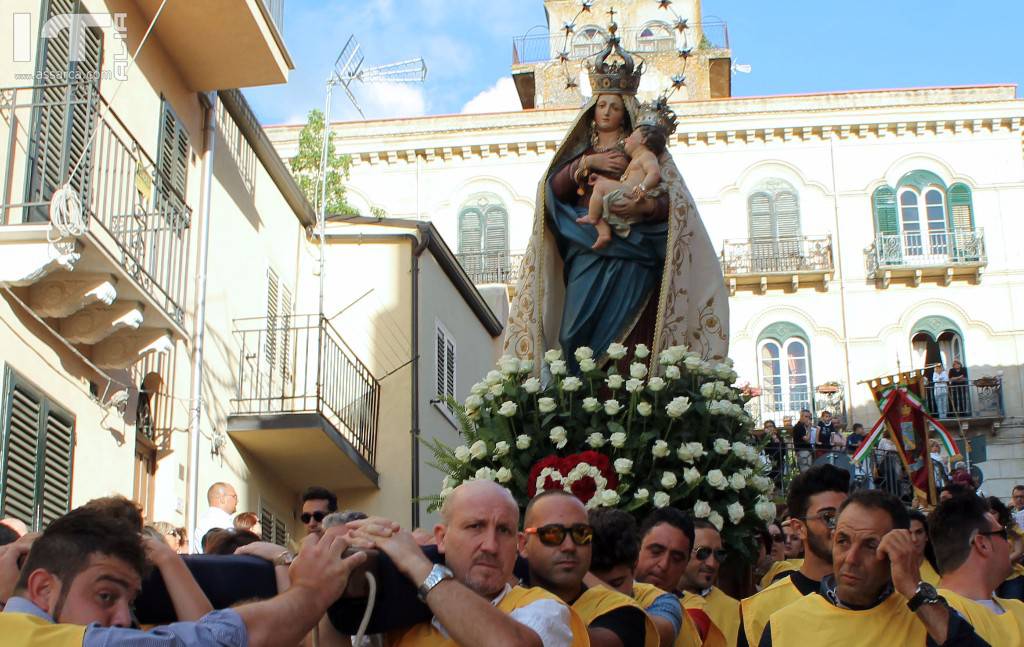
left=606, top=7, right=617, bottom=23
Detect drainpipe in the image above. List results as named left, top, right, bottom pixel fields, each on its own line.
left=186, top=92, right=217, bottom=536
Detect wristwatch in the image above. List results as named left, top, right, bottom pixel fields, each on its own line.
left=907, top=581, right=941, bottom=612
left=417, top=564, right=454, bottom=601
left=273, top=550, right=295, bottom=567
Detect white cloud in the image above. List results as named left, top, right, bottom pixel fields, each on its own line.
left=357, top=82, right=428, bottom=119
left=461, top=77, right=522, bottom=114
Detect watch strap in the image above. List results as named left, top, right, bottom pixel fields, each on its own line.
left=417, top=564, right=454, bottom=602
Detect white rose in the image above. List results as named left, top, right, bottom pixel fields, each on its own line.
left=706, top=469, right=728, bottom=490
left=582, top=397, right=601, bottom=413
left=658, top=349, right=677, bottom=366
left=454, top=445, right=471, bottom=462
left=579, top=358, right=597, bottom=372
left=599, top=489, right=620, bottom=507
left=607, top=343, right=627, bottom=359
left=714, top=438, right=731, bottom=455
left=625, top=378, right=643, bottom=393
left=683, top=355, right=702, bottom=371
left=755, top=497, right=778, bottom=522
left=653, top=491, right=671, bottom=508
left=666, top=396, right=691, bottom=418
left=439, top=486, right=454, bottom=499
left=729, top=473, right=747, bottom=491
left=665, top=365, right=681, bottom=380
left=523, top=377, right=541, bottom=394
left=497, top=401, right=518, bottom=417
left=693, top=500, right=712, bottom=518
left=493, top=441, right=510, bottom=458
left=465, top=394, right=484, bottom=410
left=489, top=384, right=504, bottom=397
left=496, top=467, right=512, bottom=483
left=700, top=383, right=716, bottom=399
left=470, top=440, right=488, bottom=460
left=544, top=349, right=562, bottom=363
left=604, top=399, right=622, bottom=416
left=549, top=360, right=567, bottom=376
left=498, top=355, right=520, bottom=375
left=732, top=441, right=749, bottom=458
left=684, top=467, right=701, bottom=485
left=538, top=397, right=557, bottom=413
left=727, top=501, right=745, bottom=524
left=614, top=458, right=633, bottom=475
left=519, top=358, right=534, bottom=373
left=715, top=363, right=734, bottom=380
left=647, top=377, right=666, bottom=392
left=606, top=374, right=624, bottom=389
left=634, top=488, right=650, bottom=502
left=752, top=475, right=773, bottom=493
left=636, top=401, right=653, bottom=417
left=487, top=370, right=506, bottom=385
left=609, top=432, right=627, bottom=448
left=677, top=444, right=694, bottom=462
left=629, top=363, right=648, bottom=379
left=471, top=381, right=489, bottom=396
left=661, top=471, right=678, bottom=489
left=634, top=343, right=650, bottom=359
left=474, top=466, right=496, bottom=481
left=708, top=510, right=725, bottom=531
left=587, top=432, right=607, bottom=448
left=562, top=376, right=583, bottom=392
left=652, top=440, right=670, bottom=458
left=549, top=426, right=568, bottom=449
left=516, top=434, right=531, bottom=450
left=687, top=442, right=706, bottom=459
left=574, top=347, right=594, bottom=362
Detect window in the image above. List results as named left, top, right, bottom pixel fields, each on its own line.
left=1, top=368, right=75, bottom=531
left=747, top=179, right=801, bottom=270
left=636, top=22, right=674, bottom=52
left=757, top=325, right=812, bottom=423
left=264, top=268, right=294, bottom=398
left=435, top=323, right=456, bottom=411
left=898, top=187, right=947, bottom=256
left=573, top=26, right=607, bottom=58
left=458, top=193, right=509, bottom=281
left=156, top=99, right=191, bottom=230
left=259, top=501, right=289, bottom=546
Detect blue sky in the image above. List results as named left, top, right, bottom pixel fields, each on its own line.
left=244, top=0, right=1023, bottom=125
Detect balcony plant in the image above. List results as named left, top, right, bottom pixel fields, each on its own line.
left=424, top=344, right=776, bottom=560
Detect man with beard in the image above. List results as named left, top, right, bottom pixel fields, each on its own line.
left=738, top=464, right=849, bottom=647
left=679, top=520, right=740, bottom=647
left=520, top=490, right=657, bottom=647
left=634, top=508, right=694, bottom=595
left=758, top=490, right=988, bottom=646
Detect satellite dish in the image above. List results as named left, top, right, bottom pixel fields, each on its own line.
left=332, top=35, right=427, bottom=118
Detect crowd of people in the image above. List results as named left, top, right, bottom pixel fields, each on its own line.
left=3, top=468, right=1024, bottom=646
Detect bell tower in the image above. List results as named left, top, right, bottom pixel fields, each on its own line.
left=511, top=0, right=732, bottom=109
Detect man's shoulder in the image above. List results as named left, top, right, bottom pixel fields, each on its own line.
left=710, top=586, right=740, bottom=606
left=744, top=575, right=799, bottom=605
left=766, top=591, right=826, bottom=621
left=576, top=585, right=644, bottom=613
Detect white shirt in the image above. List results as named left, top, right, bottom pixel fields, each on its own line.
left=430, top=583, right=574, bottom=647
left=192, top=507, right=234, bottom=553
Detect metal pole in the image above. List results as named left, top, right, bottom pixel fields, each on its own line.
left=315, top=78, right=334, bottom=404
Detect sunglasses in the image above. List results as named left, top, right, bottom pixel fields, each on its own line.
left=694, top=546, right=728, bottom=562
left=301, top=511, right=327, bottom=524
left=769, top=533, right=785, bottom=544
left=800, top=508, right=839, bottom=531
left=977, top=527, right=1009, bottom=542
left=524, top=523, right=594, bottom=547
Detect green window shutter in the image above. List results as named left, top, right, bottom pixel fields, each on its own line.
left=156, top=100, right=190, bottom=227
left=40, top=410, right=74, bottom=527
left=273, top=518, right=287, bottom=546
left=259, top=504, right=273, bottom=542
left=1, top=385, right=42, bottom=526
left=747, top=192, right=772, bottom=239
left=774, top=191, right=801, bottom=238
left=458, top=207, right=482, bottom=254
left=948, top=183, right=974, bottom=231
left=483, top=205, right=508, bottom=254
left=435, top=328, right=446, bottom=401
left=872, top=186, right=898, bottom=235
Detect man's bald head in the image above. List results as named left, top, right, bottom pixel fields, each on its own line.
left=207, top=482, right=237, bottom=513
left=440, top=480, right=519, bottom=526
left=523, top=489, right=585, bottom=528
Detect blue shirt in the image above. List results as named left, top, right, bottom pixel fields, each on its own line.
left=3, top=596, right=248, bottom=646
left=644, top=591, right=683, bottom=635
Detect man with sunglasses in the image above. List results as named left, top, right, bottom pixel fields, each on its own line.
left=520, top=490, right=658, bottom=647
left=300, top=486, right=338, bottom=537
left=758, top=490, right=988, bottom=646
left=738, top=464, right=849, bottom=647
left=680, top=520, right=740, bottom=647
left=930, top=494, right=1024, bottom=644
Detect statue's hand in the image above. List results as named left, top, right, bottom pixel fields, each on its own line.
left=588, top=151, right=627, bottom=176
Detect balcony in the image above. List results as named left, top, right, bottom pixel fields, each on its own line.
left=720, top=235, right=833, bottom=294
left=867, top=230, right=986, bottom=288
left=455, top=250, right=526, bottom=286
left=0, top=83, right=190, bottom=368
left=228, top=314, right=380, bottom=491
left=134, top=0, right=292, bottom=91
left=512, top=19, right=730, bottom=65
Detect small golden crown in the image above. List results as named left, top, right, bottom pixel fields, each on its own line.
left=588, top=22, right=643, bottom=95
left=635, top=97, right=678, bottom=136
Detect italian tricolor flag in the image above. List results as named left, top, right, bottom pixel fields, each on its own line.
left=852, top=386, right=961, bottom=463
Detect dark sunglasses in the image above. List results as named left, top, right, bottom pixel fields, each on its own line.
left=769, top=533, right=785, bottom=544
left=977, top=527, right=1009, bottom=542
left=800, top=508, right=838, bottom=530
left=301, top=511, right=327, bottom=524
left=694, top=546, right=728, bottom=562
left=525, top=523, right=594, bottom=547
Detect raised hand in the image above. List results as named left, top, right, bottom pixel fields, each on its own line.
left=877, top=528, right=922, bottom=599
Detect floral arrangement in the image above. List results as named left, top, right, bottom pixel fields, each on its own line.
left=425, top=343, right=778, bottom=559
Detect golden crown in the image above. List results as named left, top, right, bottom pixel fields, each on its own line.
left=635, top=97, right=678, bottom=136
left=587, top=22, right=643, bottom=95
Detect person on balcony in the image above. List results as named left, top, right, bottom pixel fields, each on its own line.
left=948, top=360, right=970, bottom=416
left=931, top=363, right=950, bottom=419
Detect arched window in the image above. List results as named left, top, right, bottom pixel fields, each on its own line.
left=747, top=179, right=801, bottom=270
left=757, top=324, right=813, bottom=423
left=898, top=186, right=947, bottom=256
left=573, top=26, right=607, bottom=58
left=636, top=22, right=674, bottom=52
left=873, top=171, right=973, bottom=263
left=910, top=315, right=968, bottom=417
left=458, top=194, right=509, bottom=281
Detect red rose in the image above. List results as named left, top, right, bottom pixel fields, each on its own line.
left=527, top=451, right=618, bottom=505
left=527, top=454, right=566, bottom=498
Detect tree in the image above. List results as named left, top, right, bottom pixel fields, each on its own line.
left=289, top=109, right=357, bottom=216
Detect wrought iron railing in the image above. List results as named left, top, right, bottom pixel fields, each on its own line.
left=922, top=378, right=1004, bottom=419
left=868, top=229, right=986, bottom=271
left=0, top=83, right=191, bottom=324
left=455, top=251, right=526, bottom=285
left=512, top=19, right=729, bottom=65
left=720, top=235, right=833, bottom=275
left=232, top=314, right=379, bottom=467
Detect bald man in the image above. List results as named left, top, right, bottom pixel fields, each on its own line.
left=192, top=482, right=238, bottom=553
